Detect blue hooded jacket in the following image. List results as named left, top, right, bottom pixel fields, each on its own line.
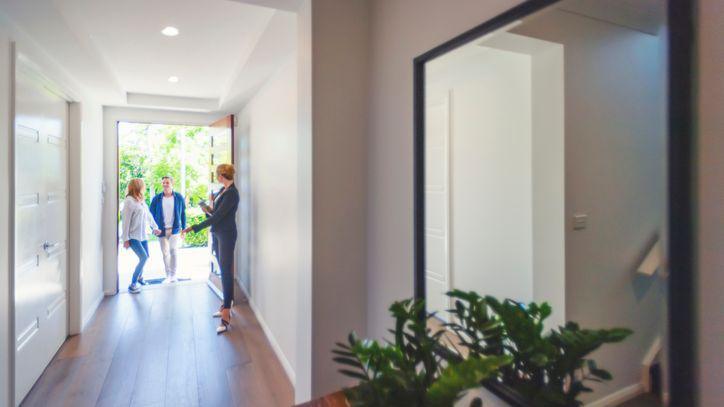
left=149, top=191, right=186, bottom=235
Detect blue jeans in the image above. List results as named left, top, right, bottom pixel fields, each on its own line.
left=128, top=239, right=149, bottom=285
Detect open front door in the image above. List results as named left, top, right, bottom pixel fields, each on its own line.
left=207, top=115, right=235, bottom=299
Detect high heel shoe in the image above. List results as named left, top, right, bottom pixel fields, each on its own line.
left=212, top=304, right=233, bottom=318
left=217, top=308, right=231, bottom=334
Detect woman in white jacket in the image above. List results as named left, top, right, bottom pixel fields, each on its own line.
left=122, top=178, right=161, bottom=293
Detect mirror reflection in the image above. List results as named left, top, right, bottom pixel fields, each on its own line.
left=424, top=1, right=669, bottom=405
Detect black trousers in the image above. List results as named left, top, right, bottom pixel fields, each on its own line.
left=213, top=230, right=237, bottom=309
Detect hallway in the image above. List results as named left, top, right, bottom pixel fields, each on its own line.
left=20, top=283, right=293, bottom=407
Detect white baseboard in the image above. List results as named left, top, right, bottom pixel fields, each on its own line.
left=81, top=292, right=105, bottom=331
left=239, top=283, right=297, bottom=386
left=585, top=383, right=644, bottom=407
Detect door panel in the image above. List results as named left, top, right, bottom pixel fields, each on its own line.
left=424, top=94, right=451, bottom=320
left=207, top=115, right=235, bottom=299
left=14, top=64, right=69, bottom=404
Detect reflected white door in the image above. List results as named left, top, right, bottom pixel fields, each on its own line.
left=14, top=63, right=69, bottom=404
left=425, top=94, right=451, bottom=319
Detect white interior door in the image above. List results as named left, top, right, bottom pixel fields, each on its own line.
left=425, top=93, right=451, bottom=319
left=14, top=62, right=69, bottom=404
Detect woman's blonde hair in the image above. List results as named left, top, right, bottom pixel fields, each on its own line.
left=127, top=178, right=145, bottom=200
left=216, top=163, right=235, bottom=181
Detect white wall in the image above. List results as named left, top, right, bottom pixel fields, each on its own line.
left=78, top=102, right=105, bottom=329
left=68, top=101, right=105, bottom=333
left=697, top=0, right=724, bottom=404
left=528, top=36, right=566, bottom=330
left=426, top=34, right=566, bottom=327
left=427, top=47, right=535, bottom=304
left=236, top=55, right=299, bottom=386
left=101, top=107, right=223, bottom=294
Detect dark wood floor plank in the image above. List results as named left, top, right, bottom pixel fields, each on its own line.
left=20, top=282, right=294, bottom=407
left=96, top=290, right=157, bottom=407
left=131, top=289, right=174, bottom=407
left=192, top=286, right=234, bottom=407
left=236, top=305, right=294, bottom=407
left=227, top=363, right=278, bottom=407
left=164, top=286, right=199, bottom=407
left=20, top=357, right=85, bottom=407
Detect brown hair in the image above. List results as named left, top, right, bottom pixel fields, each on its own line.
left=216, top=164, right=235, bottom=181
left=127, top=178, right=145, bottom=200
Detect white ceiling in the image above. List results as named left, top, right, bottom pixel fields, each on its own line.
left=557, top=0, right=665, bottom=35
left=0, top=0, right=297, bottom=112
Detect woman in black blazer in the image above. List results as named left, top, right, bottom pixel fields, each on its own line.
left=184, top=163, right=239, bottom=334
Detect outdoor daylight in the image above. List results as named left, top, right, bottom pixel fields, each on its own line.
left=117, top=122, right=213, bottom=288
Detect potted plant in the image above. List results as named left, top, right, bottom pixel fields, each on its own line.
left=333, top=291, right=632, bottom=407
left=334, top=299, right=511, bottom=406
left=445, top=290, right=633, bottom=406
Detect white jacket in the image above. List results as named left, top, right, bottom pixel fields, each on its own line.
left=121, top=196, right=158, bottom=242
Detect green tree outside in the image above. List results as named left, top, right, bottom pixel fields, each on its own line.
left=118, top=122, right=211, bottom=247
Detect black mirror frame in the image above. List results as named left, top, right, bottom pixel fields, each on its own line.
left=412, top=1, right=697, bottom=405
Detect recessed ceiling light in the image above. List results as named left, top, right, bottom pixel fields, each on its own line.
left=161, top=26, right=179, bottom=37
left=168, top=76, right=179, bottom=83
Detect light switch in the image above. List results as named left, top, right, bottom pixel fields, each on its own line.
left=573, top=213, right=588, bottom=230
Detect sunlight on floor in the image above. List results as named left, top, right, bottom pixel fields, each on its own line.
left=118, top=244, right=210, bottom=289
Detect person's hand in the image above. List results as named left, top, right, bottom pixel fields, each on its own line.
left=182, top=227, right=193, bottom=235
left=123, top=240, right=130, bottom=249
left=154, top=229, right=162, bottom=236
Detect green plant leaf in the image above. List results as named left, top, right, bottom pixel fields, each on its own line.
left=427, top=356, right=512, bottom=406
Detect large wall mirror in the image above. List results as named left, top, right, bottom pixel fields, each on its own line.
left=414, top=0, right=694, bottom=405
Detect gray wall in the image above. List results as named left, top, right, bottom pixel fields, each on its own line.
left=697, top=0, right=724, bottom=404
left=514, top=9, right=668, bottom=399
left=365, top=0, right=670, bottom=403
left=366, top=0, right=525, bottom=340
left=310, top=0, right=370, bottom=398
left=296, top=0, right=312, bottom=401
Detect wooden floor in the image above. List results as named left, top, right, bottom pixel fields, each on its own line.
left=20, top=283, right=294, bottom=407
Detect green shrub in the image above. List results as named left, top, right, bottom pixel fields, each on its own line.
left=184, top=213, right=209, bottom=247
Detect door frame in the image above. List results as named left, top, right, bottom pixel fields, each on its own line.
left=104, top=109, right=228, bottom=294
left=9, top=47, right=79, bottom=406
left=206, top=114, right=236, bottom=301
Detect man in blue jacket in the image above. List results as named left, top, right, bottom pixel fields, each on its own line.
left=149, top=176, right=186, bottom=283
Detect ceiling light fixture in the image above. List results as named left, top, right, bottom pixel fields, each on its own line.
left=168, top=76, right=179, bottom=83
left=161, top=26, right=179, bottom=37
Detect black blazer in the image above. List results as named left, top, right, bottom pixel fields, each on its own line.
left=192, top=183, right=239, bottom=235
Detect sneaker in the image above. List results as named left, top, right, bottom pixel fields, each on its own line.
left=128, top=284, right=141, bottom=294
left=169, top=276, right=178, bottom=283
left=138, top=277, right=148, bottom=286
